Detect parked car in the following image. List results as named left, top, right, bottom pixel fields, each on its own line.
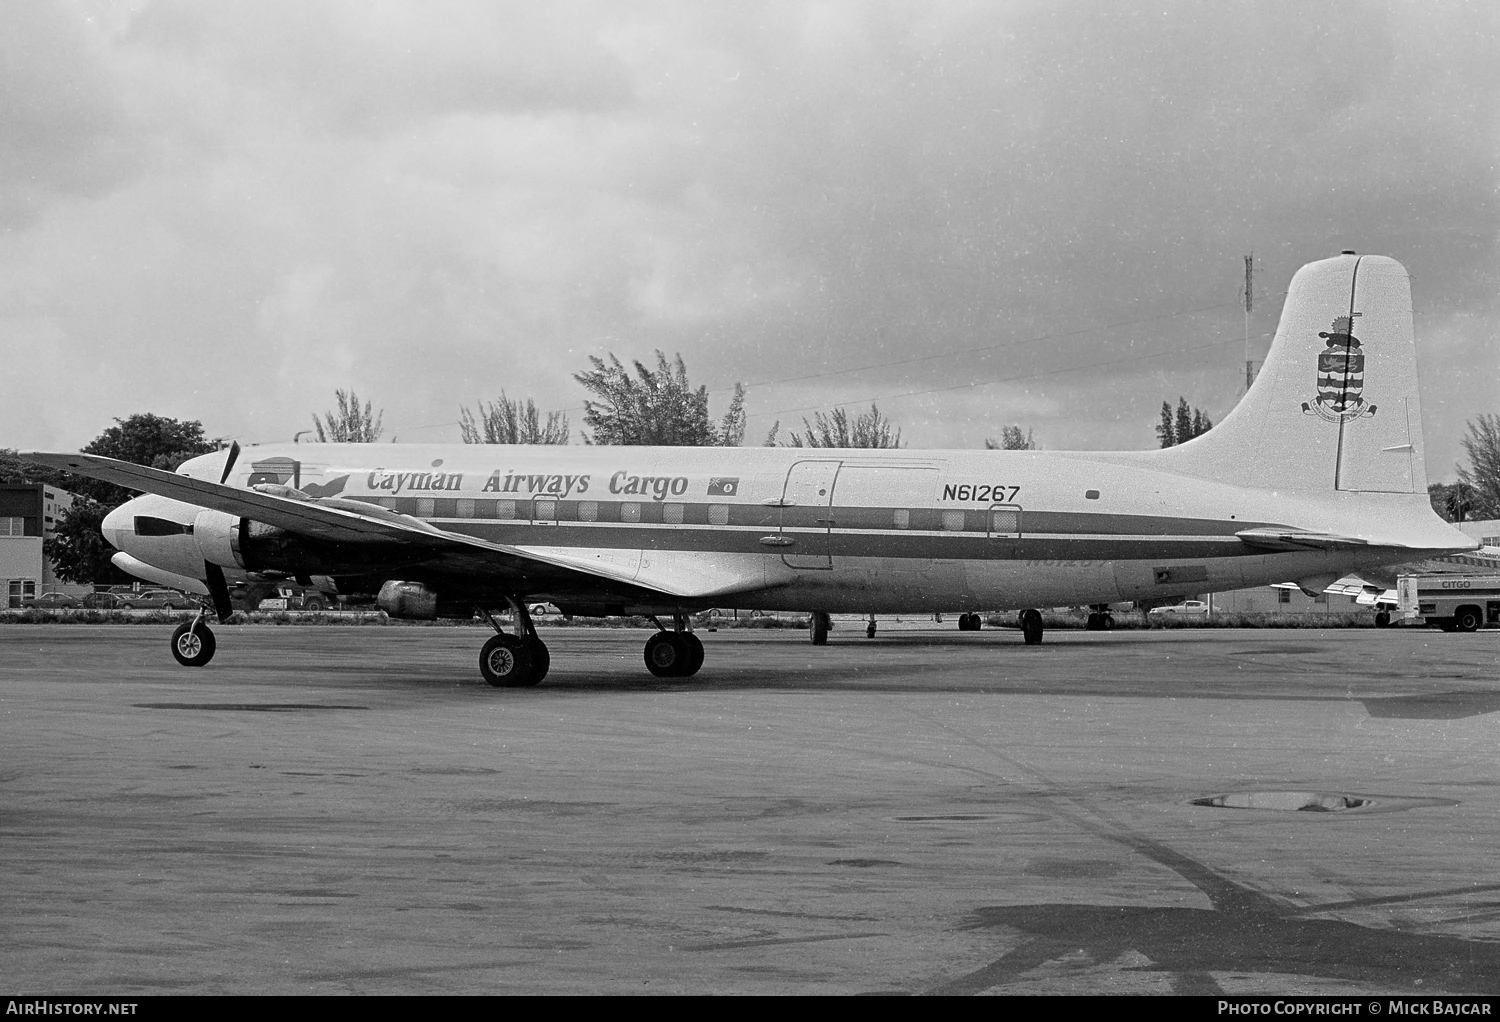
left=34, top=592, right=81, bottom=609
left=1149, top=600, right=1210, bottom=616
left=82, top=592, right=124, bottom=609
left=116, top=589, right=191, bottom=611
left=257, top=587, right=331, bottom=611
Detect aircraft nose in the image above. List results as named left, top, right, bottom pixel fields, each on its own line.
left=101, top=501, right=135, bottom=551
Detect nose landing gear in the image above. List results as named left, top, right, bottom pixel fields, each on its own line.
left=169, top=613, right=217, bottom=667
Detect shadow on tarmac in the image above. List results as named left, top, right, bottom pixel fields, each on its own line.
left=928, top=833, right=1500, bottom=995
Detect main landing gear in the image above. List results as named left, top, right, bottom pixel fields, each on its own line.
left=644, top=615, right=704, bottom=678
left=478, top=600, right=549, bottom=688
left=1019, top=608, right=1044, bottom=645
left=170, top=611, right=217, bottom=667
left=1085, top=605, right=1115, bottom=631
left=957, top=613, right=983, bottom=631
left=810, top=611, right=831, bottom=646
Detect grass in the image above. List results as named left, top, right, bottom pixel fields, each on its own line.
left=2, top=607, right=1385, bottom=629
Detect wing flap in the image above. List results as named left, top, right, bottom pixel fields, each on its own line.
left=1236, top=528, right=1371, bottom=552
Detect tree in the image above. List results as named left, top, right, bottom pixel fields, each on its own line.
left=459, top=393, right=570, bottom=444
left=574, top=351, right=745, bottom=446
left=1429, top=481, right=1474, bottom=523
left=5, top=414, right=216, bottom=583
left=1156, top=402, right=1177, bottom=448
left=76, top=413, right=219, bottom=503
left=1456, top=413, right=1500, bottom=520
left=768, top=403, right=903, bottom=449
left=313, top=389, right=383, bottom=443
left=985, top=426, right=1037, bottom=451
left=1157, top=397, right=1213, bottom=448
left=43, top=499, right=130, bottom=584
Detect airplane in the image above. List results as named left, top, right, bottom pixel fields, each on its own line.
left=22, top=252, right=1477, bottom=687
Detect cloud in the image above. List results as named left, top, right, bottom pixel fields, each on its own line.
left=0, top=0, right=1496, bottom=480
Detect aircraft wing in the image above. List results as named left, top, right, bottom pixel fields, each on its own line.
left=20, top=452, right=775, bottom=601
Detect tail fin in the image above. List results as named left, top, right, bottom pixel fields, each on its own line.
left=1163, top=253, right=1426, bottom=495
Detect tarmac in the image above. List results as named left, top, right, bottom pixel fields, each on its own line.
left=2, top=622, right=1499, bottom=996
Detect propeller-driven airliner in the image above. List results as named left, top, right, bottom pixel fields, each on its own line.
left=23, top=253, right=1476, bottom=686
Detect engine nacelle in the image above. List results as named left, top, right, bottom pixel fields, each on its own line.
left=193, top=510, right=244, bottom=569
left=378, top=580, right=437, bottom=620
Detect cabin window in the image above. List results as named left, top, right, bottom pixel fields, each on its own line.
left=416, top=498, right=435, bottom=518
left=708, top=504, right=728, bottom=526
left=495, top=500, right=516, bottom=520
left=991, top=509, right=1020, bottom=534
left=663, top=503, right=684, bottom=525
left=456, top=498, right=475, bottom=518
left=892, top=509, right=910, bottom=529
left=942, top=510, right=965, bottom=532
left=621, top=502, right=641, bottom=523
left=578, top=501, right=598, bottom=522
left=1085, top=489, right=1100, bottom=500
left=535, top=499, right=557, bottom=521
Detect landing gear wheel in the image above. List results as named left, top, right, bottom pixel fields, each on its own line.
left=1020, top=609, right=1044, bottom=646
left=1455, top=608, right=1482, bottom=633
left=170, top=620, right=216, bottom=667
left=866, top=620, right=877, bottom=639
left=645, top=632, right=693, bottom=678
left=527, top=637, right=551, bottom=682
left=682, top=633, right=704, bottom=677
left=1374, top=611, right=1391, bottom=628
left=481, top=634, right=536, bottom=687
left=810, top=612, right=830, bottom=646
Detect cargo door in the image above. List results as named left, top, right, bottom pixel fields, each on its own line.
left=779, top=460, right=840, bottom=569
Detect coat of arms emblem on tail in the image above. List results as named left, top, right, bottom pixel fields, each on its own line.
left=1302, top=315, right=1377, bottom=422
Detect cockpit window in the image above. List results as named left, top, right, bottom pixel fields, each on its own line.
left=134, top=516, right=193, bottom=536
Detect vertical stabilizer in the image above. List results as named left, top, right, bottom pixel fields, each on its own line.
left=1161, top=254, right=1426, bottom=496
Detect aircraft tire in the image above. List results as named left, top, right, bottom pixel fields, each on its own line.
left=866, top=620, right=877, bottom=639
left=682, top=633, right=704, bottom=677
left=1455, top=607, right=1483, bottom=633
left=1021, top=609, right=1044, bottom=646
left=170, top=621, right=216, bottom=667
left=811, top=612, right=829, bottom=646
left=528, top=637, right=550, bottom=682
left=481, top=634, right=535, bottom=687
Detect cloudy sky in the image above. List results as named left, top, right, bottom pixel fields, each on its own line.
left=3, top=0, right=1496, bottom=479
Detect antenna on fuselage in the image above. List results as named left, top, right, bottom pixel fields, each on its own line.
left=1244, top=253, right=1256, bottom=393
